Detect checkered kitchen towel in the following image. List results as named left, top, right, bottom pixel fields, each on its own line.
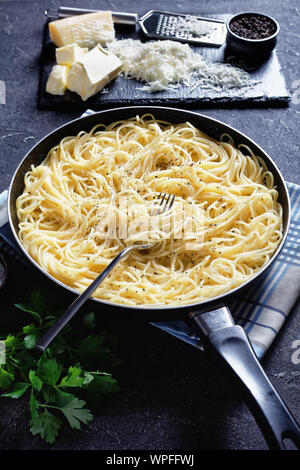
left=0, top=116, right=299, bottom=359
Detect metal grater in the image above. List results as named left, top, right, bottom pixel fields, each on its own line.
left=45, top=7, right=226, bottom=47
left=139, top=10, right=226, bottom=47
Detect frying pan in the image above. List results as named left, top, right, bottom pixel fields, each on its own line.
left=7, top=106, right=300, bottom=450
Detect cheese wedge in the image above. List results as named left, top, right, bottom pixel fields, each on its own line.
left=49, top=11, right=115, bottom=49
left=66, top=45, right=122, bottom=101
left=46, top=65, right=69, bottom=95
left=56, top=44, right=88, bottom=67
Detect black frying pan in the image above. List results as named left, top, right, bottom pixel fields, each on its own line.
left=8, top=106, right=300, bottom=450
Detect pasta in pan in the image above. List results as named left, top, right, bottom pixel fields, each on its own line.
left=16, top=115, right=282, bottom=306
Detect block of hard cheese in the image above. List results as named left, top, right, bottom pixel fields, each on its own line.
left=46, top=65, right=69, bottom=95
left=67, top=45, right=122, bottom=101
left=56, top=44, right=88, bottom=67
left=49, top=11, right=115, bottom=49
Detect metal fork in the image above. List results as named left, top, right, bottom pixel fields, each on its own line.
left=35, top=193, right=175, bottom=351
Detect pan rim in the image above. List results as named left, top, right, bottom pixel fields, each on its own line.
left=8, top=105, right=291, bottom=312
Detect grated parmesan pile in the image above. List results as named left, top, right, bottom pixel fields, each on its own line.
left=176, top=15, right=216, bottom=37
left=108, top=39, right=254, bottom=93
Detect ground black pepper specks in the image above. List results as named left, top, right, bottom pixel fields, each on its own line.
left=229, top=14, right=277, bottom=40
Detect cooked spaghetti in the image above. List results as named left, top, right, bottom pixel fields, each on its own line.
left=16, top=115, right=282, bottom=306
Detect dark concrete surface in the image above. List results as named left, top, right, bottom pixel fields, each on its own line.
left=0, top=0, right=299, bottom=451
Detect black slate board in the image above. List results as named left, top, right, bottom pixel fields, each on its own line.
left=38, top=14, right=290, bottom=110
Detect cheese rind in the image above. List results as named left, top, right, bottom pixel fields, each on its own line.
left=49, top=11, right=115, bottom=48
left=67, top=45, right=122, bottom=101
left=46, top=65, right=69, bottom=95
left=56, top=44, right=88, bottom=66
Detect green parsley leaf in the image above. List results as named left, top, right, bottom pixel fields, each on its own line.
left=37, top=356, right=62, bottom=387
left=78, top=334, right=121, bottom=370
left=4, top=334, right=22, bottom=355
left=14, top=304, right=42, bottom=323
left=83, top=373, right=119, bottom=409
left=0, top=368, right=14, bottom=390
left=1, top=290, right=120, bottom=444
left=29, top=410, right=61, bottom=444
left=56, top=391, right=93, bottom=430
left=23, top=324, right=39, bottom=350
left=58, top=366, right=85, bottom=388
left=87, top=373, right=119, bottom=397
left=29, top=290, right=46, bottom=314
left=2, top=382, right=30, bottom=398
left=92, top=373, right=119, bottom=395
left=79, top=334, right=105, bottom=364
left=29, top=390, right=38, bottom=420
left=83, top=371, right=94, bottom=386
left=29, top=370, right=43, bottom=392
left=82, top=312, right=96, bottom=330
left=24, top=335, right=37, bottom=349
left=41, top=386, right=56, bottom=404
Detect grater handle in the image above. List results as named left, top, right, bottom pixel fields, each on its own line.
left=52, top=6, right=138, bottom=24
left=112, top=11, right=138, bottom=25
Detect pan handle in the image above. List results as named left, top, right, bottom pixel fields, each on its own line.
left=191, top=306, right=300, bottom=450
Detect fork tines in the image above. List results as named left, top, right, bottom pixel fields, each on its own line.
left=151, top=192, right=175, bottom=216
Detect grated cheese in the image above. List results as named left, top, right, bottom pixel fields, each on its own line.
left=108, top=39, right=254, bottom=93
left=176, top=15, right=216, bottom=37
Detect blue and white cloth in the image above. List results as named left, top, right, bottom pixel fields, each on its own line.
left=0, top=111, right=299, bottom=360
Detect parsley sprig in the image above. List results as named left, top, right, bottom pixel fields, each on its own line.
left=0, top=290, right=120, bottom=444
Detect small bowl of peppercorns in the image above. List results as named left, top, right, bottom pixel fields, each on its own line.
left=226, top=12, right=280, bottom=56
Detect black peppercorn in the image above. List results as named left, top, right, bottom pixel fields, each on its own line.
left=229, top=14, right=276, bottom=40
